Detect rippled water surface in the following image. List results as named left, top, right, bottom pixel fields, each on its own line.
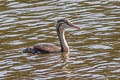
left=0, top=0, right=120, bottom=80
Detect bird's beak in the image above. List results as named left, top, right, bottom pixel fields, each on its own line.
left=68, top=22, right=80, bottom=30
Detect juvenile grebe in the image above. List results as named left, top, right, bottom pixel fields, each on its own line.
left=23, top=19, right=80, bottom=53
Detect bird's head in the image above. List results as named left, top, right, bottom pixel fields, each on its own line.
left=56, top=19, right=80, bottom=31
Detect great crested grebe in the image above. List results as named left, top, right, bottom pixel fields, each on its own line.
left=23, top=19, right=80, bottom=53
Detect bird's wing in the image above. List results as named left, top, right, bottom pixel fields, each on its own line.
left=33, top=43, right=60, bottom=53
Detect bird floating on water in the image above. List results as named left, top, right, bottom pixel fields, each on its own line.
left=23, top=19, right=80, bottom=54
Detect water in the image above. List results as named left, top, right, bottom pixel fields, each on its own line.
left=0, top=0, right=120, bottom=80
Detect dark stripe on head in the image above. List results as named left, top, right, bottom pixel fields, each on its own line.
left=57, top=19, right=68, bottom=23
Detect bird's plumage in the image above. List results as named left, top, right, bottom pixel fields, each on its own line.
left=33, top=44, right=60, bottom=53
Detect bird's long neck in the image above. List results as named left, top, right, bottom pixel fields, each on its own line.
left=57, top=24, right=69, bottom=52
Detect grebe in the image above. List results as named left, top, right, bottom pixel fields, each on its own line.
left=23, top=19, right=80, bottom=53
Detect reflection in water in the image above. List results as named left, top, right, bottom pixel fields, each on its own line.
left=61, top=52, right=73, bottom=74
left=0, top=0, right=120, bottom=80
left=61, top=52, right=70, bottom=63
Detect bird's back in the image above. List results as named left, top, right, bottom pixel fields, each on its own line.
left=23, top=43, right=61, bottom=54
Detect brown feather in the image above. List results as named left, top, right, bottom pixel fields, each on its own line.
left=33, top=43, right=61, bottom=53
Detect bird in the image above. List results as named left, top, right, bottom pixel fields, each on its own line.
left=23, top=19, right=80, bottom=54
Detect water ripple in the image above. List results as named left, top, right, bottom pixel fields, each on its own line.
left=0, top=0, right=120, bottom=80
